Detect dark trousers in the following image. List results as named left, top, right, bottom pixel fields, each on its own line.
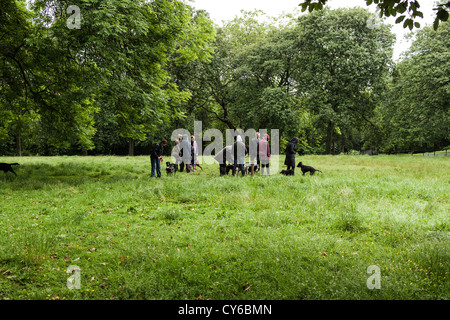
left=233, top=159, right=245, bottom=176
left=219, top=164, right=227, bottom=176
left=180, top=160, right=191, bottom=173
left=151, top=157, right=161, bottom=177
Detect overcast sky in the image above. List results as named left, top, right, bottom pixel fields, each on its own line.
left=190, top=0, right=437, bottom=61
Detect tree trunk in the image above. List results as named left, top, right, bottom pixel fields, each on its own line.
left=16, top=132, right=22, bottom=157
left=326, top=123, right=333, bottom=155
left=128, top=138, right=135, bottom=156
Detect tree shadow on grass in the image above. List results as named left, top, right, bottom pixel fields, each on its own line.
left=0, top=162, right=151, bottom=190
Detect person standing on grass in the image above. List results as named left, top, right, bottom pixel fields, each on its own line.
left=231, top=135, right=247, bottom=176
left=284, top=136, right=299, bottom=173
left=259, top=133, right=271, bottom=175
left=172, top=139, right=181, bottom=172
left=250, top=132, right=261, bottom=171
left=191, top=135, right=198, bottom=172
left=215, top=145, right=233, bottom=176
left=179, top=134, right=192, bottom=173
left=151, top=139, right=167, bottom=178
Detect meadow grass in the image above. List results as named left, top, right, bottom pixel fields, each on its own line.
left=0, top=154, right=448, bottom=300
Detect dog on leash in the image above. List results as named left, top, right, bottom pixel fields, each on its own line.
left=297, top=162, right=322, bottom=175
left=0, top=163, right=20, bottom=176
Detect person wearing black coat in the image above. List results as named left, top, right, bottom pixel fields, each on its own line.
left=284, top=137, right=299, bottom=172
left=151, top=139, right=167, bottom=178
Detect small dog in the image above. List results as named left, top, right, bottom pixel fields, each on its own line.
left=297, top=162, right=322, bottom=175
left=280, top=169, right=294, bottom=176
left=166, top=162, right=177, bottom=175
left=0, top=163, right=20, bottom=176
left=244, top=163, right=259, bottom=175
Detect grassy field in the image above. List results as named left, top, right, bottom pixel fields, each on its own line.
left=0, top=155, right=448, bottom=300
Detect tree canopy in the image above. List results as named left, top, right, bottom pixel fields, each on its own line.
left=299, top=0, right=450, bottom=30
left=0, top=2, right=448, bottom=156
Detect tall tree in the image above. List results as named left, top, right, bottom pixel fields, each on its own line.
left=1, top=0, right=215, bottom=155
left=184, top=10, right=304, bottom=142
left=379, top=21, right=450, bottom=153
left=294, top=8, right=395, bottom=154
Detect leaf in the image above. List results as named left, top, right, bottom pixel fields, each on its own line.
left=433, top=18, right=440, bottom=31
left=395, top=15, right=405, bottom=24
left=403, top=18, right=414, bottom=30
left=437, top=9, right=449, bottom=22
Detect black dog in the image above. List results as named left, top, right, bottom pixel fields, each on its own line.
left=0, top=163, right=20, bottom=176
left=280, top=169, right=294, bottom=176
left=244, top=164, right=259, bottom=175
left=219, top=164, right=234, bottom=176
left=166, top=162, right=177, bottom=175
left=297, top=162, right=322, bottom=175
left=225, top=164, right=234, bottom=175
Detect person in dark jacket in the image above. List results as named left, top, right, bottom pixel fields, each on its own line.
left=214, top=145, right=233, bottom=176
left=284, top=137, right=299, bottom=173
left=151, top=139, right=167, bottom=178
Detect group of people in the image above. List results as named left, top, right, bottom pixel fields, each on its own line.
left=150, top=134, right=199, bottom=178
left=214, top=132, right=271, bottom=176
left=173, top=134, right=199, bottom=173
left=150, top=132, right=300, bottom=178
left=214, top=133, right=299, bottom=176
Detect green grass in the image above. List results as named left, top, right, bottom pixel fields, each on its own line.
left=0, top=155, right=448, bottom=300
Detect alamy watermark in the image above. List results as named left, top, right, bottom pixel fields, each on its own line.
left=66, top=265, right=81, bottom=289
left=367, top=265, right=381, bottom=290
left=67, top=5, right=81, bottom=29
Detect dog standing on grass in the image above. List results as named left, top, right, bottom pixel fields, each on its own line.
left=165, top=162, right=177, bottom=175
left=297, top=162, right=322, bottom=175
left=0, top=163, right=20, bottom=176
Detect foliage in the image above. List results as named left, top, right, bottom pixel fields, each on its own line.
left=0, top=4, right=448, bottom=156
left=379, top=22, right=450, bottom=152
left=0, top=0, right=215, bottom=155
left=298, top=0, right=450, bottom=30
left=294, top=8, right=395, bottom=154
